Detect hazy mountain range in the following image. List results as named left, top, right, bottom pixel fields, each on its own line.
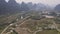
left=54, top=4, right=60, bottom=12
left=0, top=0, right=60, bottom=15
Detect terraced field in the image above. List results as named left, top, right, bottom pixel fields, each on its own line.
left=36, top=30, right=58, bottom=34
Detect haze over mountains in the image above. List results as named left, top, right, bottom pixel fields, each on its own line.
left=0, top=0, right=60, bottom=15
left=55, top=4, right=60, bottom=12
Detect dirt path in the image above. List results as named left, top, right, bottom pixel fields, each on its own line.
left=1, top=16, right=30, bottom=34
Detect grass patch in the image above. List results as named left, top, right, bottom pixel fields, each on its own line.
left=0, top=25, right=7, bottom=33
left=36, top=30, right=58, bottom=34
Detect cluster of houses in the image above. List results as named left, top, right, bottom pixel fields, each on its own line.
left=36, top=24, right=56, bottom=31
left=41, top=10, right=60, bottom=18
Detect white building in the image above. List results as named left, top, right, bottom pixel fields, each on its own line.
left=21, top=16, right=23, bottom=19
left=43, top=15, right=54, bottom=18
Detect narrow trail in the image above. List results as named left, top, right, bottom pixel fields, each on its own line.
left=33, top=30, right=43, bottom=34
left=53, top=21, right=60, bottom=32
left=1, top=16, right=30, bottom=34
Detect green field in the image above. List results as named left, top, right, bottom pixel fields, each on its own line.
left=36, top=30, right=59, bottom=34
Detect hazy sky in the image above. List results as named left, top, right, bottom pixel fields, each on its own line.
left=5, top=0, right=60, bottom=6
left=16, top=0, right=60, bottom=6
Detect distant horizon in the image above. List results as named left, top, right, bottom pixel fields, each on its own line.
left=5, top=0, right=60, bottom=7
left=15, top=0, right=60, bottom=6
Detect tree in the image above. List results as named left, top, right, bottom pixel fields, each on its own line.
left=50, top=12, right=57, bottom=16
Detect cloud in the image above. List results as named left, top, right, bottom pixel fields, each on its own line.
left=16, top=0, right=60, bottom=6
left=5, top=0, right=9, bottom=2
